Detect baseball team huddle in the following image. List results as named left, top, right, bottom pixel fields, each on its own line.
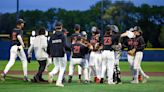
left=0, top=19, right=149, bottom=87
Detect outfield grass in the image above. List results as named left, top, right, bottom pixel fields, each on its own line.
left=0, top=60, right=164, bottom=72
left=0, top=76, right=164, bottom=92
left=0, top=61, right=164, bottom=92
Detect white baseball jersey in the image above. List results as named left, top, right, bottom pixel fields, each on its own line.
left=28, top=35, right=48, bottom=60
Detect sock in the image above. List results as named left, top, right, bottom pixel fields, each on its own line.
left=69, top=76, right=72, bottom=80
left=79, top=75, right=81, bottom=80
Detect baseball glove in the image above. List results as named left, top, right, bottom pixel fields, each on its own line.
left=128, top=49, right=136, bottom=56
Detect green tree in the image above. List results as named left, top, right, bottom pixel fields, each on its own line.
left=159, top=26, right=164, bottom=47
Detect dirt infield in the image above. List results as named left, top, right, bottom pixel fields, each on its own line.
left=0, top=70, right=164, bottom=76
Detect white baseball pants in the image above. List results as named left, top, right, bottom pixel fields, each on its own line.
left=68, top=58, right=89, bottom=81
left=4, top=45, right=28, bottom=76
left=49, top=57, right=67, bottom=84
left=101, top=50, right=115, bottom=84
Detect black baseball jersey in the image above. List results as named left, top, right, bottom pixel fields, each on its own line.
left=127, top=38, right=135, bottom=51
left=47, top=31, right=68, bottom=57
left=71, top=43, right=89, bottom=58
left=122, top=36, right=145, bottom=52
left=11, top=28, right=23, bottom=46
left=102, top=34, right=120, bottom=50
left=133, top=36, right=145, bottom=52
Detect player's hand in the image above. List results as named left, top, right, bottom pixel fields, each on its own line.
left=22, top=44, right=25, bottom=48
left=128, top=48, right=136, bottom=56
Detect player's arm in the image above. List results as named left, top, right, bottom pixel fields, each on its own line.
left=121, top=31, right=135, bottom=38
left=63, top=35, right=71, bottom=51
left=136, top=37, right=146, bottom=51
left=17, top=35, right=25, bottom=47
left=27, top=44, right=34, bottom=63
left=42, top=37, right=48, bottom=51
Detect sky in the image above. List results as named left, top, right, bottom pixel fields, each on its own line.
left=0, top=0, right=164, bottom=13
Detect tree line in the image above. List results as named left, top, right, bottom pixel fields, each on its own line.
left=0, top=0, right=163, bottom=47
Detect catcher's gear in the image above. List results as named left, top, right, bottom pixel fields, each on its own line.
left=128, top=49, right=136, bottom=56
left=113, top=64, right=121, bottom=84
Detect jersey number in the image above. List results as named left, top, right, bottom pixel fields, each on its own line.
left=104, top=37, right=112, bottom=45
left=73, top=46, right=80, bottom=53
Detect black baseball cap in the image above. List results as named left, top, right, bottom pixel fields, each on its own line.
left=55, top=22, right=63, bottom=29
left=74, top=24, right=80, bottom=31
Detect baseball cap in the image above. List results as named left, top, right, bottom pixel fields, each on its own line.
left=81, top=31, right=87, bottom=36
left=105, top=25, right=112, bottom=31
left=55, top=22, right=63, bottom=29
left=91, top=26, right=97, bottom=32
left=112, top=25, right=119, bottom=33
left=74, top=24, right=80, bottom=31
left=17, top=19, right=25, bottom=24
left=133, top=26, right=142, bottom=34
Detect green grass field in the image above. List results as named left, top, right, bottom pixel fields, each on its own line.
left=0, top=61, right=164, bottom=92
left=0, top=60, right=164, bottom=72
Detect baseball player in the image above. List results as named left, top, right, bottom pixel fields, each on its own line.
left=1, top=19, right=30, bottom=82
left=122, top=27, right=149, bottom=83
left=68, top=36, right=92, bottom=83
left=101, top=25, right=122, bottom=84
left=89, top=27, right=102, bottom=83
left=100, top=25, right=122, bottom=84
left=81, top=31, right=90, bottom=66
left=70, top=24, right=83, bottom=83
left=28, top=27, right=48, bottom=82
left=47, top=22, right=69, bottom=87
left=126, top=26, right=149, bottom=84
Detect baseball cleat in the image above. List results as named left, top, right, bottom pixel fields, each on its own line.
left=89, top=80, right=93, bottom=83
left=145, top=75, right=150, bottom=79
left=48, top=74, right=53, bottom=83
left=0, top=73, right=6, bottom=81
left=131, top=80, right=139, bottom=84
left=108, top=82, right=116, bottom=85
left=68, top=79, right=72, bottom=83
left=24, top=76, right=31, bottom=82
left=77, top=79, right=82, bottom=83
left=62, top=77, right=66, bottom=83
left=100, top=78, right=104, bottom=84
left=56, top=83, right=64, bottom=87
left=33, top=76, right=39, bottom=82
left=142, top=76, right=149, bottom=83
left=117, top=82, right=122, bottom=84
left=84, top=80, right=89, bottom=84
